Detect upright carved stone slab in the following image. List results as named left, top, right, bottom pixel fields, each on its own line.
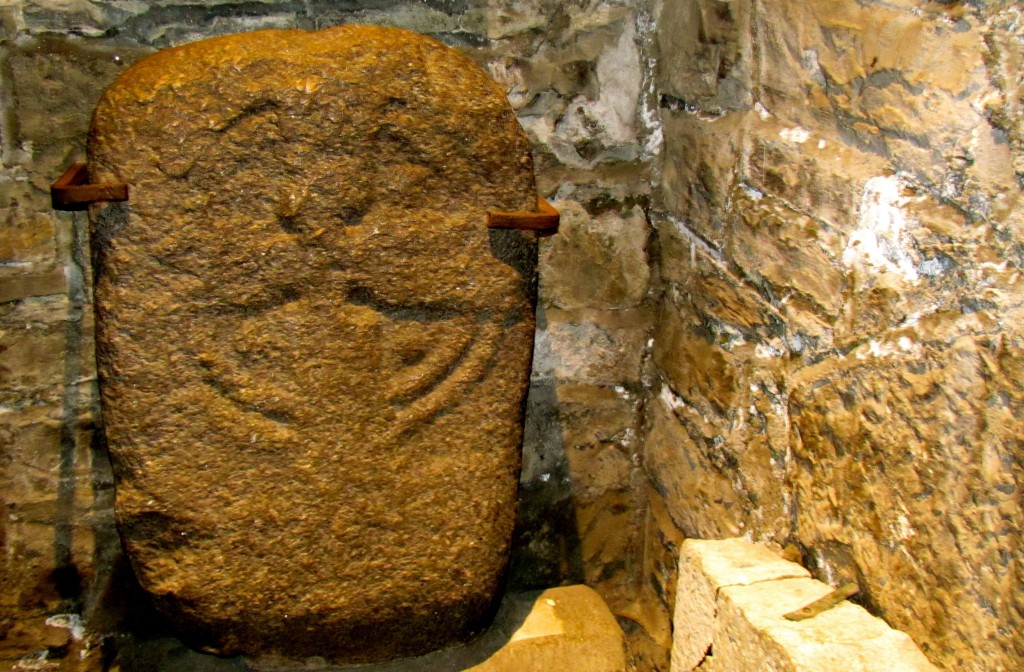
left=88, top=26, right=538, bottom=663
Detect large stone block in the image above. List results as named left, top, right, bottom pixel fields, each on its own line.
left=655, top=0, right=752, bottom=112
left=6, top=35, right=151, bottom=186
left=657, top=225, right=777, bottom=340
left=653, top=298, right=739, bottom=413
left=533, top=307, right=650, bottom=386
left=659, top=112, right=744, bottom=247
left=645, top=319, right=791, bottom=545
left=671, top=539, right=937, bottom=672
left=88, top=26, right=540, bottom=663
left=539, top=200, right=650, bottom=310
left=727, top=188, right=846, bottom=330
left=714, top=577, right=938, bottom=672
left=0, top=297, right=68, bottom=401
left=745, top=128, right=888, bottom=235
left=671, top=538, right=809, bottom=671
left=643, top=395, right=745, bottom=541
left=789, top=334, right=1024, bottom=671
left=0, top=209, right=56, bottom=272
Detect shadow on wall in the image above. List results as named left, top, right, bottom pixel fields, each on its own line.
left=508, top=378, right=586, bottom=591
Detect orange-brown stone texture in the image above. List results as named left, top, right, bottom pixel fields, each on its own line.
left=87, top=25, right=538, bottom=663
left=7, top=1, right=1024, bottom=671
left=652, top=2, right=1024, bottom=671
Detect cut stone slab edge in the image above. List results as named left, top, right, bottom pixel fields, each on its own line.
left=671, top=538, right=940, bottom=672
left=681, top=537, right=812, bottom=593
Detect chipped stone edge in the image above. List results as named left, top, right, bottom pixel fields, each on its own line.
left=670, top=538, right=939, bottom=672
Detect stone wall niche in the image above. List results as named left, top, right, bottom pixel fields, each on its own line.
left=86, top=25, right=542, bottom=664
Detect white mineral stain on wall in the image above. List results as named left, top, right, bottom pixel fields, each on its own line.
left=741, top=184, right=764, bottom=201
left=855, top=336, right=923, bottom=360
left=842, top=175, right=920, bottom=284
left=659, top=384, right=687, bottom=412
left=779, top=126, right=810, bottom=143
left=487, top=58, right=530, bottom=109
left=754, top=342, right=784, bottom=359
left=553, top=21, right=642, bottom=164
left=519, top=115, right=554, bottom=144
left=637, top=11, right=664, bottom=160
left=45, top=614, right=84, bottom=641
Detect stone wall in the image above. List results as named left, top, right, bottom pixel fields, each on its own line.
left=4, top=0, right=1024, bottom=671
left=650, top=1, right=1024, bottom=671
left=0, top=0, right=663, bottom=669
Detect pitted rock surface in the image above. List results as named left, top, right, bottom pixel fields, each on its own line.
left=88, top=26, right=538, bottom=663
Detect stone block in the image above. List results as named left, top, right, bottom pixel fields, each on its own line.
left=0, top=307, right=65, bottom=398
left=652, top=298, right=739, bottom=413
left=89, top=26, right=540, bottom=663
left=789, top=333, right=1024, bottom=671
left=713, top=578, right=938, bottom=671
left=0, top=208, right=57, bottom=271
left=7, top=35, right=151, bottom=186
left=659, top=112, right=744, bottom=247
left=655, top=0, right=752, bottom=111
left=644, top=371, right=791, bottom=546
left=671, top=538, right=809, bottom=672
left=0, top=269, right=66, bottom=305
left=643, top=395, right=744, bottom=541
left=0, top=405, right=63, bottom=510
left=539, top=200, right=650, bottom=310
left=533, top=307, right=651, bottom=386
left=657, top=223, right=777, bottom=338
left=745, top=127, right=888, bottom=234
left=727, top=188, right=846, bottom=328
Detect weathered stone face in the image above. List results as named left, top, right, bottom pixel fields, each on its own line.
left=652, top=2, right=1024, bottom=671
left=87, top=25, right=538, bottom=663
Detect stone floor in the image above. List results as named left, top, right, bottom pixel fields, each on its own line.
left=110, top=585, right=625, bottom=672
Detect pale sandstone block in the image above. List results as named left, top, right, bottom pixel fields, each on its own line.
left=671, top=538, right=809, bottom=671
left=713, top=577, right=939, bottom=672
left=249, top=585, right=626, bottom=672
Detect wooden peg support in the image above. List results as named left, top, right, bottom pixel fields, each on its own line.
left=51, top=163, right=129, bottom=211
left=487, top=196, right=559, bottom=236
left=783, top=582, right=860, bottom=621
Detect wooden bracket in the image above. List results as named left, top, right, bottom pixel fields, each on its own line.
left=783, top=582, right=860, bottom=621
left=51, top=164, right=557, bottom=237
left=51, top=163, right=129, bottom=211
left=487, top=196, right=559, bottom=236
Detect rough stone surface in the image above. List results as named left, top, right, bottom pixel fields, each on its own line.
left=671, top=540, right=936, bottom=672
left=88, top=26, right=539, bottom=663
left=538, top=200, right=650, bottom=311
left=671, top=538, right=810, bottom=672
left=2, top=2, right=663, bottom=669
left=652, top=2, right=1024, bottom=670
left=532, top=308, right=651, bottom=388
left=714, top=578, right=939, bottom=672
left=16, top=0, right=1024, bottom=670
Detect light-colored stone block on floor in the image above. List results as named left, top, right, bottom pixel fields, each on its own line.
left=672, top=538, right=810, bottom=671
left=464, top=585, right=626, bottom=672
left=714, top=577, right=939, bottom=671
left=248, top=585, right=626, bottom=672
left=671, top=538, right=938, bottom=672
